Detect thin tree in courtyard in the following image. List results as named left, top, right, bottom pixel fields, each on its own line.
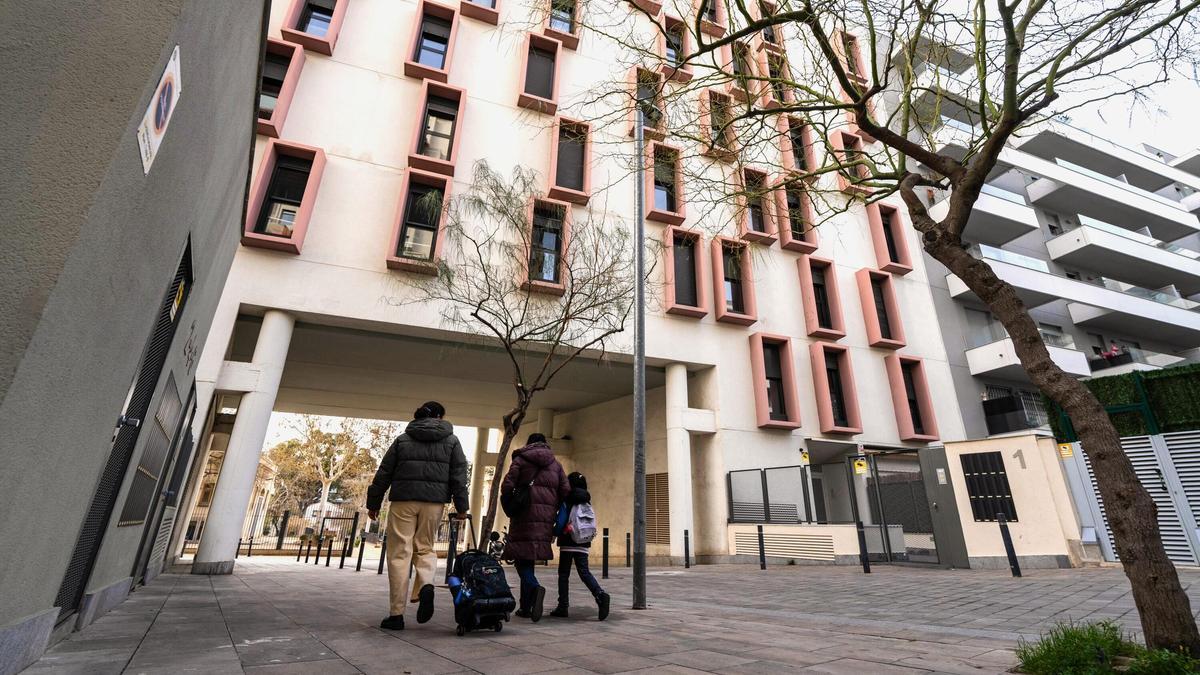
left=559, top=0, right=1200, bottom=654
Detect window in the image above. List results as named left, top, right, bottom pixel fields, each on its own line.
left=764, top=53, right=789, bottom=105
left=701, top=0, right=718, bottom=22
left=759, top=1, right=780, bottom=45
left=518, top=34, right=561, bottom=114
left=856, top=268, right=904, bottom=348
left=840, top=31, right=864, bottom=80
left=282, top=0, right=344, bottom=55
left=460, top=0, right=499, bottom=24
left=763, top=343, right=786, bottom=420
left=243, top=140, right=326, bottom=254
left=299, top=0, right=335, bottom=36
left=257, top=40, right=304, bottom=138
left=664, top=20, right=684, bottom=68
left=732, top=42, right=754, bottom=80
left=740, top=169, right=775, bottom=243
left=549, top=118, right=590, bottom=203
left=635, top=69, right=665, bottom=134
left=872, top=278, right=891, bottom=338
left=777, top=185, right=817, bottom=252
left=826, top=354, right=849, bottom=427
left=812, top=267, right=834, bottom=329
left=387, top=170, right=449, bottom=272
left=703, top=90, right=735, bottom=160
left=647, top=143, right=684, bottom=224
left=902, top=361, right=924, bottom=434
left=787, top=119, right=809, bottom=172
left=799, top=255, right=844, bottom=339
left=405, top=1, right=458, bottom=81
left=259, top=51, right=289, bottom=121
left=885, top=354, right=937, bottom=440
left=723, top=246, right=745, bottom=313
left=546, top=0, right=580, bottom=49
left=408, top=82, right=465, bottom=176
left=696, top=0, right=723, bottom=34
left=882, top=212, right=900, bottom=262
left=673, top=237, right=699, bottom=307
left=665, top=227, right=706, bottom=317
left=868, top=204, right=912, bottom=274
left=960, top=451, right=1017, bottom=522
left=809, top=343, right=860, bottom=434
left=712, top=237, right=756, bottom=324
left=529, top=201, right=567, bottom=285
left=751, top=333, right=800, bottom=428
left=416, top=15, right=451, bottom=67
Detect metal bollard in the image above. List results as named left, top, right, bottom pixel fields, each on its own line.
left=855, top=521, right=871, bottom=574
left=304, top=539, right=313, bottom=563
left=626, top=532, right=631, bottom=568
left=325, top=538, right=334, bottom=567
left=236, top=538, right=242, bottom=559
left=356, top=531, right=367, bottom=572
left=247, top=538, right=253, bottom=558
left=601, top=528, right=609, bottom=580
left=997, top=513, right=1022, bottom=578
left=377, top=535, right=387, bottom=575
left=684, top=529, right=690, bottom=569
left=757, top=525, right=766, bottom=570
left=315, top=536, right=324, bottom=565
left=339, top=536, right=349, bottom=569
left=277, top=511, right=290, bottom=550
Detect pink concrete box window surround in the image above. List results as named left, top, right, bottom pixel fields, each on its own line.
left=884, top=354, right=939, bottom=441
left=749, top=332, right=802, bottom=430
left=646, top=142, right=686, bottom=225
left=774, top=181, right=819, bottom=253
left=518, top=33, right=562, bottom=115
left=757, top=50, right=795, bottom=109
left=257, top=39, right=305, bottom=138
left=281, top=0, right=350, bottom=56
left=404, top=0, right=460, bottom=83
left=867, top=202, right=913, bottom=275
left=724, top=41, right=759, bottom=104
left=386, top=169, right=451, bottom=275
left=809, top=343, right=863, bottom=435
left=855, top=268, right=906, bottom=349
left=798, top=254, right=845, bottom=340
left=630, top=68, right=667, bottom=141
left=700, top=89, right=737, bottom=162
left=460, top=0, right=500, bottom=25
left=834, top=30, right=869, bottom=88
left=547, top=117, right=591, bottom=205
left=779, top=116, right=817, bottom=177
left=738, top=168, right=778, bottom=245
left=543, top=0, right=581, bottom=50
left=522, top=198, right=572, bottom=295
left=408, top=80, right=466, bottom=178
left=629, top=0, right=663, bottom=17
left=755, top=1, right=785, bottom=54
left=695, top=0, right=726, bottom=37
left=659, top=16, right=693, bottom=83
left=242, top=139, right=327, bottom=255
left=711, top=236, right=757, bottom=325
left=663, top=226, right=709, bottom=318
left=829, top=130, right=872, bottom=195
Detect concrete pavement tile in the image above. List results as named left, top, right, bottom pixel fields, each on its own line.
left=896, top=654, right=1010, bottom=675
left=560, top=648, right=668, bottom=674
left=744, top=647, right=837, bottom=667
left=243, top=657, right=364, bottom=674
left=800, top=658, right=931, bottom=674
left=655, top=649, right=758, bottom=670
left=454, top=652, right=569, bottom=674
left=713, top=660, right=808, bottom=674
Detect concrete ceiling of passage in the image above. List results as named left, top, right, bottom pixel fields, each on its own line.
left=240, top=320, right=665, bottom=427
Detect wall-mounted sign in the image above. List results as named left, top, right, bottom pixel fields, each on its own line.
left=1058, top=443, right=1074, bottom=459
left=936, top=468, right=948, bottom=485
left=800, top=450, right=810, bottom=465
left=852, top=456, right=868, bottom=475
left=137, top=46, right=182, bottom=173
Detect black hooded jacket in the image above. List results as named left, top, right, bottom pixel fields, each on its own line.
left=366, top=418, right=469, bottom=512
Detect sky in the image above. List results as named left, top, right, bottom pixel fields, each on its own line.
left=1068, top=77, right=1200, bottom=158
left=263, top=412, right=489, bottom=458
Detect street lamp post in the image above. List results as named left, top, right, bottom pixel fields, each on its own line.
left=632, top=106, right=647, bottom=610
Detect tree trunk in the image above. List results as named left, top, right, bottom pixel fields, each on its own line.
left=317, top=481, right=331, bottom=529
left=479, top=409, right=527, bottom=543
left=928, top=237, right=1200, bottom=655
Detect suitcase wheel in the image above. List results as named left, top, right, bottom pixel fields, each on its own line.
left=493, top=623, right=503, bottom=632
left=456, top=625, right=466, bottom=636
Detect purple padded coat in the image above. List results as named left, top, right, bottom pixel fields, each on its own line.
left=500, top=442, right=569, bottom=562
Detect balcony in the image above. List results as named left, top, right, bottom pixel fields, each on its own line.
left=982, top=394, right=1048, bottom=435
left=966, top=335, right=1090, bottom=382
left=1019, top=119, right=1196, bottom=193
left=1046, top=216, right=1200, bottom=295
left=911, top=64, right=979, bottom=125
left=1026, top=158, right=1200, bottom=241
left=947, top=244, right=1200, bottom=343
left=929, top=183, right=1039, bottom=246
left=1087, top=347, right=1200, bottom=377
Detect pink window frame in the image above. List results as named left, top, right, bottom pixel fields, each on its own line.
left=404, top=0, right=460, bottom=82
left=517, top=33, right=562, bottom=115
left=408, top=80, right=466, bottom=177
left=867, top=202, right=913, bottom=275
left=630, top=0, right=663, bottom=16
left=749, top=332, right=802, bottom=430
left=694, top=0, right=726, bottom=37
left=711, top=236, right=757, bottom=325
left=386, top=169, right=451, bottom=274
left=663, top=226, right=709, bottom=318
left=797, top=254, right=845, bottom=340
left=724, top=41, right=759, bottom=103
left=828, top=129, right=871, bottom=195
left=659, top=15, right=693, bottom=83
left=754, top=0, right=784, bottom=53
left=281, top=0, right=350, bottom=56
left=809, top=343, right=862, bottom=435
left=833, top=30, right=869, bottom=88
left=257, top=39, right=305, bottom=138
left=547, top=117, right=591, bottom=205
left=855, top=267, right=906, bottom=349
left=757, top=49, right=795, bottom=109
left=778, top=115, right=817, bottom=177
left=242, top=139, right=327, bottom=255
left=774, top=180, right=818, bottom=253
left=522, top=198, right=572, bottom=295
left=738, top=168, right=778, bottom=245
left=629, top=67, right=667, bottom=141
left=699, top=89, right=737, bottom=162
left=885, top=354, right=939, bottom=441
left=459, top=0, right=500, bottom=24
left=543, top=0, right=581, bottom=50
left=646, top=141, right=686, bottom=225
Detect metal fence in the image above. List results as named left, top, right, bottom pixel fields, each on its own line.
left=727, top=466, right=814, bottom=523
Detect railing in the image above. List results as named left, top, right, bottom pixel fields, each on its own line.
left=1055, top=159, right=1184, bottom=209
left=1089, top=347, right=1196, bottom=373
left=967, top=329, right=1076, bottom=351
left=1051, top=115, right=1168, bottom=164
left=727, top=466, right=813, bottom=524
left=980, top=182, right=1028, bottom=205
left=968, top=243, right=1050, bottom=272
left=982, top=394, right=1049, bottom=434
left=1060, top=215, right=1200, bottom=261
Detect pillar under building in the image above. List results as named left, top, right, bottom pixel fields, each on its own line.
left=665, top=363, right=694, bottom=560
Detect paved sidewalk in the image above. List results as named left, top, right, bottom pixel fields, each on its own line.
left=26, top=557, right=1200, bottom=674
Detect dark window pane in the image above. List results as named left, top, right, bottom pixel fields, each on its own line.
left=672, top=238, right=698, bottom=307
left=529, top=204, right=564, bottom=282
left=710, top=95, right=731, bottom=148
left=785, top=188, right=806, bottom=236
left=653, top=148, right=677, bottom=211
left=745, top=173, right=766, bottom=232
left=665, top=27, right=683, bottom=66
left=842, top=33, right=860, bottom=75
left=398, top=184, right=443, bottom=260
left=418, top=95, right=457, bottom=161
left=555, top=125, right=586, bottom=191
left=901, top=362, right=924, bottom=435
left=255, top=155, right=313, bottom=237
left=525, top=46, right=556, bottom=99
left=636, top=74, right=662, bottom=128
left=723, top=248, right=744, bottom=313
left=299, top=0, right=336, bottom=36
left=763, top=342, right=787, bottom=420
left=871, top=278, right=892, bottom=339
left=259, top=52, right=289, bottom=118
left=550, top=0, right=575, bottom=33
left=788, top=122, right=808, bottom=170
left=812, top=266, right=833, bottom=329
left=415, top=14, right=452, bottom=68
left=767, top=55, right=787, bottom=100
left=826, top=353, right=849, bottom=427
left=882, top=211, right=901, bottom=263
left=700, top=0, right=718, bottom=22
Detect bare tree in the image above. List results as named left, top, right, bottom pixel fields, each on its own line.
left=290, top=415, right=387, bottom=524
left=401, top=161, right=639, bottom=542
left=557, top=0, right=1200, bottom=653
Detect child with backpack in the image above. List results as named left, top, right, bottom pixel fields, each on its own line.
left=549, top=472, right=610, bottom=620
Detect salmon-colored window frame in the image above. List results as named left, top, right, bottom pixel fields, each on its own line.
left=711, top=236, right=757, bottom=325
left=281, top=0, right=350, bottom=56
left=517, top=33, right=562, bottom=115
left=630, top=0, right=663, bottom=17
left=809, top=343, right=862, bottom=435
left=798, top=254, right=845, bottom=340
left=242, top=139, right=326, bottom=255
left=779, top=115, right=817, bottom=177
left=755, top=0, right=784, bottom=53
left=867, top=202, right=913, bottom=275
left=257, top=39, right=305, bottom=138
left=386, top=169, right=451, bottom=275
left=829, top=129, right=871, bottom=195
left=774, top=181, right=818, bottom=253
left=407, top=80, right=466, bottom=178
left=749, top=332, right=802, bottom=430
left=700, top=89, right=737, bottom=161
left=855, top=268, right=906, bottom=349
left=757, top=49, right=794, bottom=109
left=885, top=354, right=939, bottom=441
left=833, top=30, right=869, bottom=87
left=548, top=117, right=592, bottom=204
left=543, top=0, right=581, bottom=50
left=403, top=0, right=460, bottom=82
left=694, top=0, right=726, bottom=37
left=522, top=197, right=572, bottom=295
left=460, top=0, right=500, bottom=24
left=724, top=41, right=758, bottom=103
left=659, top=15, right=693, bottom=83
left=663, top=226, right=709, bottom=318
left=646, top=141, right=686, bottom=225
left=629, top=67, right=667, bottom=141
left=738, top=168, right=778, bottom=244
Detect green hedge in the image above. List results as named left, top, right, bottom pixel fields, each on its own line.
left=1047, top=363, right=1200, bottom=440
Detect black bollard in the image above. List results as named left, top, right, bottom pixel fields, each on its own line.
left=855, top=521, right=871, bottom=574
left=626, top=532, right=631, bottom=568
left=356, top=531, right=367, bottom=571
left=601, top=528, right=609, bottom=580
left=315, top=536, right=323, bottom=565
left=339, top=536, right=349, bottom=569
left=247, top=538, right=253, bottom=558
left=304, top=538, right=313, bottom=563
left=757, top=525, right=766, bottom=570
left=296, top=539, right=303, bottom=562
left=277, top=511, right=290, bottom=550
left=325, top=537, right=334, bottom=567
left=377, top=535, right=387, bottom=575
left=236, top=538, right=242, bottom=559
left=998, top=513, right=1022, bottom=578
left=684, top=529, right=690, bottom=569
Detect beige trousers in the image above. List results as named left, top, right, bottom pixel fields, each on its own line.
left=385, top=500, right=445, bottom=616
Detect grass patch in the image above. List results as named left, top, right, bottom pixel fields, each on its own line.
left=1015, top=621, right=1199, bottom=674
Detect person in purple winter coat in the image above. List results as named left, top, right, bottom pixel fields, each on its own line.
left=500, top=433, right=569, bottom=621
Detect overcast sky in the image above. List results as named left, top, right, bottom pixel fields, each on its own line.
left=1068, top=77, right=1200, bottom=157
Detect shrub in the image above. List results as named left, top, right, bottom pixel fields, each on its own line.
left=1126, top=647, right=1200, bottom=675
left=1015, top=621, right=1136, bottom=674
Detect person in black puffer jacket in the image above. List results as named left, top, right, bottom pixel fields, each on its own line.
left=548, top=472, right=610, bottom=620
left=366, top=401, right=469, bottom=631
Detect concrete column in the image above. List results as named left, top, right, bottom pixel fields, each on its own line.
left=665, top=363, right=694, bottom=560
left=193, top=310, right=294, bottom=574
left=534, top=409, right=555, bottom=438
left=469, top=427, right=489, bottom=540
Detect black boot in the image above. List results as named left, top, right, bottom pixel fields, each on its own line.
left=530, top=586, right=546, bottom=622
left=416, top=584, right=435, bottom=624
left=549, top=605, right=568, bottom=618
left=380, top=615, right=405, bottom=630
left=596, top=592, right=610, bottom=621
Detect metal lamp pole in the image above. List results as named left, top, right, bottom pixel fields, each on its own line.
left=632, top=106, right=647, bottom=610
